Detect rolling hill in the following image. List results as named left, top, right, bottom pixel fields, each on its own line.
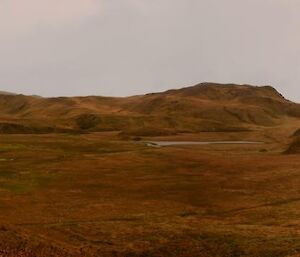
left=0, top=83, right=299, bottom=135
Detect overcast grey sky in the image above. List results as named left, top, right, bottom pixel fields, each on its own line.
left=1, top=0, right=300, bottom=101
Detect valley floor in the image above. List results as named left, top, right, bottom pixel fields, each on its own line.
left=0, top=132, right=300, bottom=256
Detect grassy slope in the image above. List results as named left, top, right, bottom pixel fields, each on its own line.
left=0, top=83, right=300, bottom=135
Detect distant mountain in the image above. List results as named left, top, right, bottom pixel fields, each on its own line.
left=0, top=83, right=299, bottom=135
left=0, top=90, right=17, bottom=95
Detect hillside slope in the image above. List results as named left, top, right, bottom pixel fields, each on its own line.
left=0, top=83, right=299, bottom=135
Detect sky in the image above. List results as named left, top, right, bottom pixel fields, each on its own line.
left=1, top=0, right=300, bottom=101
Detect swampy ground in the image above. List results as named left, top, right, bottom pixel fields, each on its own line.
left=0, top=131, right=300, bottom=257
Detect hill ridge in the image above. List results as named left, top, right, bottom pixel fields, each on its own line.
left=0, top=83, right=298, bottom=135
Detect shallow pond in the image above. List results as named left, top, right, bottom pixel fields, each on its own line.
left=146, top=141, right=263, bottom=147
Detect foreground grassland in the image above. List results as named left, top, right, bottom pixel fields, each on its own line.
left=0, top=132, right=300, bottom=256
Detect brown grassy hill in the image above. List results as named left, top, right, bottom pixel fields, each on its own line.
left=0, top=83, right=299, bottom=135
left=285, top=138, right=300, bottom=154
left=285, top=128, right=300, bottom=154
left=0, top=91, right=17, bottom=95
left=121, top=83, right=300, bottom=135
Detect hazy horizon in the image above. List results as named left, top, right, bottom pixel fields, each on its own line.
left=1, top=0, right=300, bottom=101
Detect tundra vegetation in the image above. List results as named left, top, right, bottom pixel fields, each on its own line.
left=1, top=84, right=300, bottom=256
